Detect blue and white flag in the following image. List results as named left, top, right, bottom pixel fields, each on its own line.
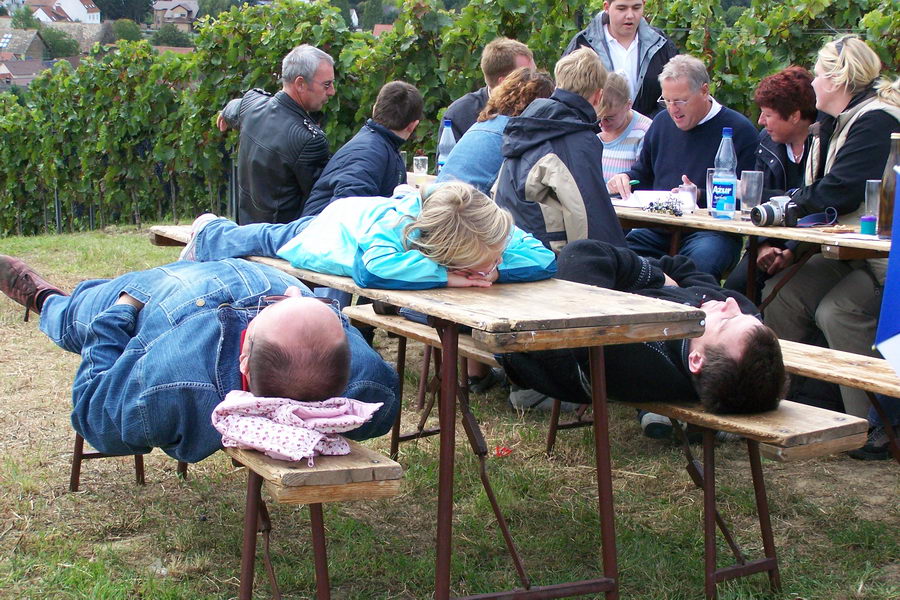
left=876, top=165, right=900, bottom=375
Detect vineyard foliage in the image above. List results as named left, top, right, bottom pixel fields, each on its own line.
left=0, top=0, right=896, bottom=234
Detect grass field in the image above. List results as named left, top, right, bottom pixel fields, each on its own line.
left=0, top=228, right=897, bottom=600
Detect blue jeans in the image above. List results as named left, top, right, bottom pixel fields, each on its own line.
left=625, top=228, right=742, bottom=281
left=870, top=394, right=900, bottom=427
left=39, top=260, right=399, bottom=462
left=194, top=216, right=314, bottom=262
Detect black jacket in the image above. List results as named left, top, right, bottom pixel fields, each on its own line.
left=443, top=87, right=489, bottom=142
left=564, top=12, right=677, bottom=118
left=301, top=119, right=408, bottom=217
left=494, top=89, right=626, bottom=252
left=499, top=240, right=757, bottom=406
left=222, top=89, right=330, bottom=224
left=754, top=129, right=806, bottom=202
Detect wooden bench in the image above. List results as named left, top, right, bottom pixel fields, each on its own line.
left=225, top=441, right=402, bottom=600
left=69, top=433, right=188, bottom=492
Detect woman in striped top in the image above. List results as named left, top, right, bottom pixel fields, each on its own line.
left=597, top=72, right=653, bottom=183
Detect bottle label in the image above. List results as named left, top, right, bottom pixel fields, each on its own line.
left=711, top=178, right=736, bottom=218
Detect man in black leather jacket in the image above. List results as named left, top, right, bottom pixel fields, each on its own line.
left=218, top=44, right=335, bottom=224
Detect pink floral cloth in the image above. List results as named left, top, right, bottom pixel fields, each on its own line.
left=211, top=390, right=383, bottom=464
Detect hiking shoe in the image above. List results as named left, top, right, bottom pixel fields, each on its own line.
left=179, top=213, right=219, bottom=261
left=0, top=255, right=66, bottom=321
left=509, top=386, right=579, bottom=412
left=847, top=425, right=897, bottom=461
left=468, top=367, right=507, bottom=394
left=715, top=430, right=742, bottom=443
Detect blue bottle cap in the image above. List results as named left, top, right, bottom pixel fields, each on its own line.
left=443, top=119, right=452, bottom=127
left=722, top=127, right=733, bottom=137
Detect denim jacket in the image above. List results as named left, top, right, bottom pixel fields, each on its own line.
left=42, top=259, right=398, bottom=463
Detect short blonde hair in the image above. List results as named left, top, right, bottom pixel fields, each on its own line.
left=481, top=37, right=534, bottom=88
left=817, top=35, right=883, bottom=97
left=403, top=182, right=513, bottom=270
left=555, top=47, right=608, bottom=100
left=598, top=71, right=632, bottom=115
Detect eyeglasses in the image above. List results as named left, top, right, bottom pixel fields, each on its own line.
left=255, top=294, right=341, bottom=316
left=657, top=94, right=691, bottom=109
left=834, top=35, right=853, bottom=57
left=449, top=258, right=501, bottom=279
left=311, top=79, right=334, bottom=90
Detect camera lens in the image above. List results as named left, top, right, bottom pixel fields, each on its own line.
left=750, top=204, right=772, bottom=226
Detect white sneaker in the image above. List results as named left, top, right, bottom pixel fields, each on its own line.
left=508, top=386, right=579, bottom=413
left=179, top=213, right=219, bottom=261
left=640, top=412, right=673, bottom=439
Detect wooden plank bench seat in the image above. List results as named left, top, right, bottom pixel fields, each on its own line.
left=225, top=441, right=402, bottom=600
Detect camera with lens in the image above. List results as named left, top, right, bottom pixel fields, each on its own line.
left=750, top=195, right=801, bottom=227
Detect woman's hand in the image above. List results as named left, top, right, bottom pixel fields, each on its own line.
left=447, top=272, right=495, bottom=288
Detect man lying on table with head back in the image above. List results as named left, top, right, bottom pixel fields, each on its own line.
left=498, top=240, right=786, bottom=422
left=0, top=256, right=399, bottom=463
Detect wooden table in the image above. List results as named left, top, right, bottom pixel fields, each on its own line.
left=150, top=225, right=705, bottom=600
left=614, top=206, right=890, bottom=301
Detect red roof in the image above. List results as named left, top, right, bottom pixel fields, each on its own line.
left=372, top=24, right=393, bottom=37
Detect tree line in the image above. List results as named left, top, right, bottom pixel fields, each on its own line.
left=0, top=0, right=895, bottom=236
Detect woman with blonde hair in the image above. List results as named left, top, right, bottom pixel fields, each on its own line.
left=762, top=35, right=900, bottom=453
left=436, top=67, right=554, bottom=194
left=180, top=181, right=556, bottom=289
left=596, top=71, right=653, bottom=183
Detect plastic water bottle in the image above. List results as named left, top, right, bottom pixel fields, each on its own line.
left=711, top=127, right=737, bottom=219
left=436, top=119, right=456, bottom=176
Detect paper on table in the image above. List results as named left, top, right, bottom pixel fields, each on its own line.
left=611, top=190, right=673, bottom=208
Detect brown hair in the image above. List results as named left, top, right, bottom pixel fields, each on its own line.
left=694, top=325, right=785, bottom=414
left=555, top=46, right=608, bottom=100
left=478, top=67, right=554, bottom=122
left=248, top=334, right=350, bottom=401
left=481, top=37, right=534, bottom=88
left=372, top=81, right=424, bottom=131
left=754, top=66, right=817, bottom=122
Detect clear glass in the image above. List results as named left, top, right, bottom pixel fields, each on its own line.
left=705, top=167, right=716, bottom=211
left=399, top=150, right=408, bottom=170
left=413, top=155, right=428, bottom=175
left=739, top=171, right=764, bottom=219
left=865, top=179, right=881, bottom=218
left=677, top=183, right=697, bottom=214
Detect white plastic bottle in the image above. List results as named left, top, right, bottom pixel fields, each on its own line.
left=711, top=127, right=737, bottom=219
left=436, top=119, right=456, bottom=176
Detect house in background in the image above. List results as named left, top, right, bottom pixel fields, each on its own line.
left=0, top=27, right=45, bottom=59
left=43, top=21, right=101, bottom=52
left=25, top=0, right=100, bottom=24
left=151, top=0, right=198, bottom=33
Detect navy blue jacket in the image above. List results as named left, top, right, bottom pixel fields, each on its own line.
left=494, top=89, right=626, bottom=252
left=302, top=119, right=408, bottom=217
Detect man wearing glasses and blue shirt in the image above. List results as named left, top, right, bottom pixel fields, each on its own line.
left=218, top=44, right=336, bottom=225
left=0, top=255, right=399, bottom=463
left=607, top=55, right=758, bottom=280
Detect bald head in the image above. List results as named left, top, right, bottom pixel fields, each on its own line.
left=241, top=295, right=350, bottom=400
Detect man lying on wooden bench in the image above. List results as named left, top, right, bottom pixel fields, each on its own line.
left=499, top=240, right=786, bottom=433
left=0, top=256, right=399, bottom=463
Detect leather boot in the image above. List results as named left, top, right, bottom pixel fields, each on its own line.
left=0, top=255, right=66, bottom=321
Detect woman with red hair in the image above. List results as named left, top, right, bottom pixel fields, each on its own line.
left=724, top=66, right=817, bottom=300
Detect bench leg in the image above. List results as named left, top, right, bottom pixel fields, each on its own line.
left=70, top=434, right=85, bottom=492
left=546, top=399, right=562, bottom=456
left=177, top=461, right=188, bottom=480
left=389, top=336, right=408, bottom=460
left=747, top=440, right=781, bottom=593
left=134, top=454, right=145, bottom=486
left=309, top=503, right=331, bottom=600
left=417, top=345, right=432, bottom=410
left=239, top=470, right=263, bottom=600
left=702, top=430, right=718, bottom=600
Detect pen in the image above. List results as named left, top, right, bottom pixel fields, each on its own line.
left=629, top=179, right=640, bottom=186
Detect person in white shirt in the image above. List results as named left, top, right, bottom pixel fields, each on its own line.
left=563, top=0, right=677, bottom=117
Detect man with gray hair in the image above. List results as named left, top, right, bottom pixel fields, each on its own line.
left=607, top=54, right=757, bottom=279
left=218, top=44, right=336, bottom=224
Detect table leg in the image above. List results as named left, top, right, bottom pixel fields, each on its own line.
left=746, top=236, right=759, bottom=302
left=588, top=346, right=619, bottom=600
left=435, top=320, right=459, bottom=600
